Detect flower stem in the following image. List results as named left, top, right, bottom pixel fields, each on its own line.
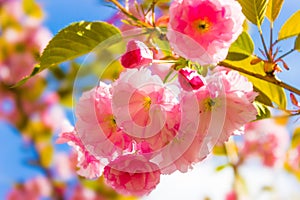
left=108, top=0, right=152, bottom=28
left=219, top=61, right=300, bottom=96
left=163, top=69, right=175, bottom=83
left=258, top=27, right=272, bottom=61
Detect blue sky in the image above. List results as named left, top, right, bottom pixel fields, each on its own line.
left=0, top=0, right=113, bottom=198
left=1, top=0, right=300, bottom=199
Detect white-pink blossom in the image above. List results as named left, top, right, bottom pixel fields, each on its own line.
left=112, top=68, right=179, bottom=151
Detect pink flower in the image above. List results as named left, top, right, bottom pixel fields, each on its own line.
left=286, top=145, right=300, bottom=172
left=112, top=68, right=179, bottom=150
left=75, top=82, right=132, bottom=160
left=103, top=155, right=161, bottom=196
left=241, top=119, right=289, bottom=167
left=57, top=122, right=103, bottom=179
left=202, top=67, right=257, bottom=144
left=165, top=67, right=257, bottom=171
left=53, top=153, right=74, bottom=180
left=70, top=185, right=105, bottom=200
left=178, top=68, right=205, bottom=91
left=167, top=0, right=245, bottom=65
left=158, top=90, right=210, bottom=174
left=121, top=40, right=153, bottom=69
left=7, top=176, right=51, bottom=200
left=225, top=190, right=238, bottom=200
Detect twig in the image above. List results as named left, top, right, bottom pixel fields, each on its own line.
left=258, top=27, right=271, bottom=61
left=107, top=0, right=152, bottom=28
left=219, top=61, right=300, bottom=95
left=275, top=49, right=295, bottom=61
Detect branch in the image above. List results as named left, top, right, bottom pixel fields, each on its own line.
left=107, top=0, right=152, bottom=28
left=219, top=61, right=300, bottom=96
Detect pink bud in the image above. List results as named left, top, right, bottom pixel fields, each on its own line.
left=121, top=40, right=153, bottom=69
left=178, top=68, right=205, bottom=91
left=225, top=190, right=238, bottom=200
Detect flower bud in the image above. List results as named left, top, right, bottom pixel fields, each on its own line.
left=178, top=68, right=205, bottom=91
left=121, top=40, right=153, bottom=69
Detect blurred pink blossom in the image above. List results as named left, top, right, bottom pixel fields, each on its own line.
left=70, top=185, right=105, bottom=200
left=286, top=145, right=300, bottom=172
left=7, top=176, right=51, bottom=200
left=225, top=190, right=238, bottom=200
left=241, top=119, right=290, bottom=167
left=53, top=153, right=75, bottom=180
left=167, top=0, right=244, bottom=65
left=0, top=0, right=52, bottom=85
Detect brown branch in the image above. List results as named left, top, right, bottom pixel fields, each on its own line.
left=219, top=61, right=300, bottom=96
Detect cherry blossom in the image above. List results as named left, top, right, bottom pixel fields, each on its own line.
left=103, top=155, right=161, bottom=196
left=57, top=122, right=103, bottom=179
left=111, top=68, right=179, bottom=150
left=241, top=119, right=290, bottom=167
left=167, top=0, right=245, bottom=65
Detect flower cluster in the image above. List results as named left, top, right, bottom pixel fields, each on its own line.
left=58, top=0, right=256, bottom=197
left=239, top=119, right=289, bottom=167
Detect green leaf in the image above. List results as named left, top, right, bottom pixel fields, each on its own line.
left=40, top=21, right=121, bottom=70
left=278, top=10, right=300, bottom=40
left=10, top=64, right=41, bottom=88
left=253, top=101, right=271, bottom=120
left=227, top=31, right=254, bottom=61
left=295, top=34, right=300, bottom=52
left=249, top=75, right=287, bottom=109
left=13, top=21, right=122, bottom=87
left=237, top=0, right=269, bottom=26
left=254, top=86, right=273, bottom=106
left=266, top=0, right=284, bottom=22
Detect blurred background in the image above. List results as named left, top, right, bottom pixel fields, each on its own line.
left=1, top=0, right=300, bottom=199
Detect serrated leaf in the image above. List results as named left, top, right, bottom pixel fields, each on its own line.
left=253, top=101, right=271, bottom=120
left=13, top=21, right=122, bottom=87
left=278, top=10, right=300, bottom=40
left=11, top=64, right=40, bottom=88
left=295, top=35, right=300, bottom=52
left=237, top=0, right=269, bottom=26
left=40, top=21, right=121, bottom=70
left=266, top=0, right=284, bottom=22
left=227, top=31, right=254, bottom=61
